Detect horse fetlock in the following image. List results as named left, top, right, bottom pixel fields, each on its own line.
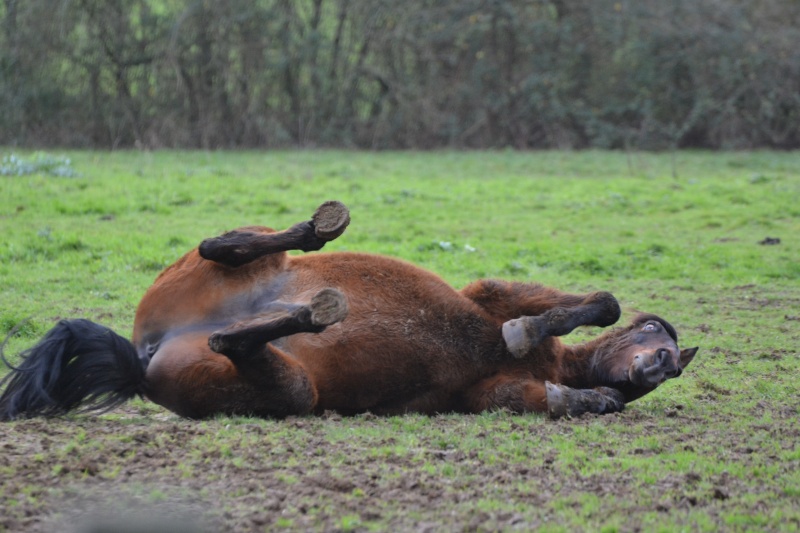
left=208, top=331, right=248, bottom=356
left=208, top=332, right=228, bottom=354
left=543, top=307, right=574, bottom=336
left=309, top=288, right=349, bottom=326
left=502, top=316, right=546, bottom=358
left=312, top=200, right=350, bottom=241
left=199, top=233, right=255, bottom=267
left=545, top=382, right=625, bottom=419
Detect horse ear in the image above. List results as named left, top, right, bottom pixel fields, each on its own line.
left=679, top=347, right=698, bottom=368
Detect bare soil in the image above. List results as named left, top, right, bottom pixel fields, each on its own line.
left=2, top=397, right=798, bottom=532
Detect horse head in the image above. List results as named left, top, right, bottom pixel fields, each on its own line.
left=591, top=314, right=698, bottom=402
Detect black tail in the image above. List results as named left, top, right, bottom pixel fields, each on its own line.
left=0, top=319, right=145, bottom=421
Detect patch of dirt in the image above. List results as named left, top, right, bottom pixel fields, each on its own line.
left=1, top=399, right=799, bottom=532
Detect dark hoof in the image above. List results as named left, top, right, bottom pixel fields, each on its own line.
left=310, top=288, right=349, bottom=326
left=545, top=381, right=568, bottom=419
left=587, top=291, right=621, bottom=327
left=502, top=316, right=545, bottom=358
left=312, top=201, right=350, bottom=241
left=208, top=332, right=229, bottom=354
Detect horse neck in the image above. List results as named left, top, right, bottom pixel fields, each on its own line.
left=559, top=328, right=627, bottom=389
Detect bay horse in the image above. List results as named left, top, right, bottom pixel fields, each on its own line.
left=0, top=201, right=697, bottom=421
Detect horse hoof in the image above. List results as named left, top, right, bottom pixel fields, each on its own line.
left=587, top=291, right=621, bottom=327
left=313, top=201, right=350, bottom=240
left=310, top=288, right=349, bottom=326
left=502, top=316, right=545, bottom=358
left=208, top=332, right=228, bottom=354
left=545, top=381, right=568, bottom=419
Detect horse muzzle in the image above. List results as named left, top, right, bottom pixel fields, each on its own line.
left=628, top=348, right=681, bottom=388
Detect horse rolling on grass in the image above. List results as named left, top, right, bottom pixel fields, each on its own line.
left=0, top=201, right=698, bottom=421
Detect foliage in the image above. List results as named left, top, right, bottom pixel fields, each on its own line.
left=0, top=150, right=798, bottom=531
left=1, top=0, right=799, bottom=149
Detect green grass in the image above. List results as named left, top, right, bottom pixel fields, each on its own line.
left=0, top=149, right=799, bottom=531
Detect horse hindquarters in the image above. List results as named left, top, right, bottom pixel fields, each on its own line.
left=144, top=288, right=349, bottom=418
left=144, top=332, right=318, bottom=419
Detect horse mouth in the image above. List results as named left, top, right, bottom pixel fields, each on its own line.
left=629, top=360, right=671, bottom=388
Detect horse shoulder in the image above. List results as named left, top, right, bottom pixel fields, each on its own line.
left=494, top=338, right=568, bottom=384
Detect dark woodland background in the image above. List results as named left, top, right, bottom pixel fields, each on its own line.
left=1, top=0, right=798, bottom=150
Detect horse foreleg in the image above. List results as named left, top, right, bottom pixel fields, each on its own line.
left=199, top=200, right=350, bottom=267
left=462, top=280, right=620, bottom=324
left=463, top=373, right=549, bottom=414
left=208, top=288, right=348, bottom=355
left=463, top=374, right=624, bottom=418
left=501, top=292, right=621, bottom=358
left=544, top=382, right=625, bottom=419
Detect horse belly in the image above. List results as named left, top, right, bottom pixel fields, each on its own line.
left=280, top=253, right=501, bottom=413
left=284, top=311, right=487, bottom=414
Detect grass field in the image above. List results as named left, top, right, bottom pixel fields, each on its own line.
left=1, top=150, right=798, bottom=531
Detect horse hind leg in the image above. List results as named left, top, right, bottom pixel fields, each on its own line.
left=502, top=292, right=620, bottom=358
left=208, top=288, right=348, bottom=356
left=181, top=289, right=347, bottom=418
left=199, top=200, right=350, bottom=267
left=145, top=334, right=317, bottom=419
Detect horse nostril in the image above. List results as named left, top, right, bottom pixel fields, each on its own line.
left=656, top=348, right=680, bottom=379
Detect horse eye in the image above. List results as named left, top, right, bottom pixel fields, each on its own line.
left=643, top=322, right=658, bottom=332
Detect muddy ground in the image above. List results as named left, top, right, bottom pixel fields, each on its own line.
left=2, top=394, right=798, bottom=532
